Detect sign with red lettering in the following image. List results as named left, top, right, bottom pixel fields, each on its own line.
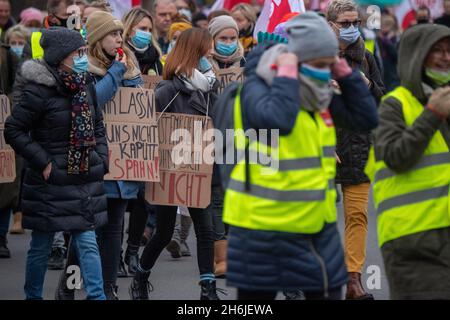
left=103, top=88, right=160, bottom=182
left=146, top=113, right=214, bottom=208
left=142, top=75, right=163, bottom=91
left=217, top=67, right=244, bottom=95
left=0, top=95, right=16, bottom=183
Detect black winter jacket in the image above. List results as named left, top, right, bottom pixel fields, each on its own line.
left=4, top=60, right=108, bottom=232
left=155, top=75, right=222, bottom=186
left=335, top=40, right=386, bottom=185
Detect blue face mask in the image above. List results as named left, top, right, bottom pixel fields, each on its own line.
left=339, top=25, right=361, bottom=45
left=11, top=45, right=24, bottom=57
left=198, top=57, right=212, bottom=73
left=132, top=29, right=152, bottom=49
left=215, top=41, right=238, bottom=56
left=29, top=27, right=40, bottom=33
left=71, top=54, right=89, bottom=74
left=300, top=64, right=331, bottom=83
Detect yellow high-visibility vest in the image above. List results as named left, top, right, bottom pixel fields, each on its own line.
left=31, top=31, right=44, bottom=60
left=223, top=89, right=337, bottom=234
left=366, top=86, right=450, bottom=247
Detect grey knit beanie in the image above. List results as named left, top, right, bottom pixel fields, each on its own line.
left=208, top=15, right=239, bottom=38
left=285, top=11, right=338, bottom=62
left=40, top=27, right=86, bottom=67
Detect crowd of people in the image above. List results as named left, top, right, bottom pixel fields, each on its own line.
left=0, top=0, right=449, bottom=301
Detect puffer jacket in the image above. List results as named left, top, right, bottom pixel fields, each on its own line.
left=4, top=59, right=108, bottom=232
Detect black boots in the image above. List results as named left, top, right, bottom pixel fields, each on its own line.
left=48, top=247, right=66, bottom=270
left=117, top=250, right=128, bottom=278
left=129, top=270, right=152, bottom=300
left=0, top=235, right=10, bottom=259
left=199, top=280, right=222, bottom=300
left=124, top=244, right=139, bottom=275
left=104, top=283, right=119, bottom=300
left=55, top=269, right=75, bottom=300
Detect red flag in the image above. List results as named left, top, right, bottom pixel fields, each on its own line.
left=224, top=0, right=252, bottom=10
left=254, top=0, right=305, bottom=36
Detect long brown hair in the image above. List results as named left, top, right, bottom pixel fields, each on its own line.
left=163, top=28, right=212, bottom=80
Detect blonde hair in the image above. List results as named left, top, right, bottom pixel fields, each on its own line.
left=5, top=24, right=30, bottom=44
left=122, top=7, right=162, bottom=57
left=85, top=0, right=112, bottom=12
left=88, top=37, right=136, bottom=72
left=231, top=3, right=257, bottom=25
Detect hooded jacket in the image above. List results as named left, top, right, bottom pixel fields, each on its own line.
left=4, top=60, right=108, bottom=232
left=374, top=24, right=450, bottom=173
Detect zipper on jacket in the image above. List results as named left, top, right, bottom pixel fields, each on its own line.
left=308, top=238, right=329, bottom=299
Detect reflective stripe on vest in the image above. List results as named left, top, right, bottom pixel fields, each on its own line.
left=371, top=86, right=450, bottom=247
left=223, top=88, right=337, bottom=234
left=365, top=39, right=375, bottom=54
left=31, top=32, right=44, bottom=59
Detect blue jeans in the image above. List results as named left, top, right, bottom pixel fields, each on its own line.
left=24, top=230, right=105, bottom=300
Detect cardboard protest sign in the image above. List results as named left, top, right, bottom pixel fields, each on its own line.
left=142, top=75, right=163, bottom=91
left=103, top=88, right=160, bottom=182
left=217, top=67, right=244, bottom=94
left=0, top=95, right=16, bottom=183
left=146, top=113, right=214, bottom=208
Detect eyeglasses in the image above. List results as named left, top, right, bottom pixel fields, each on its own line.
left=429, top=46, right=450, bottom=58
left=335, top=19, right=362, bottom=28
left=76, top=47, right=88, bottom=58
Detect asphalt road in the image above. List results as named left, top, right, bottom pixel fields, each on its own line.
left=0, top=187, right=390, bottom=300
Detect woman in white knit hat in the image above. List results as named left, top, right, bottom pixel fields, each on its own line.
left=208, top=15, right=245, bottom=70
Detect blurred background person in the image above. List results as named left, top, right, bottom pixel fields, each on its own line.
left=435, top=0, right=450, bottom=28
left=192, top=11, right=208, bottom=29
left=0, top=0, right=15, bottom=42
left=153, top=0, right=177, bottom=54
left=19, top=7, right=44, bottom=31
left=377, top=11, right=401, bottom=91
left=231, top=3, right=257, bottom=56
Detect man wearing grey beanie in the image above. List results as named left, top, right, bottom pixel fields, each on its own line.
left=220, top=11, right=379, bottom=300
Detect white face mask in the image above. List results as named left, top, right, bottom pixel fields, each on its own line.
left=178, top=8, right=192, bottom=21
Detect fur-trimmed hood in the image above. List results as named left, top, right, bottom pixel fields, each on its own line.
left=20, top=59, right=58, bottom=87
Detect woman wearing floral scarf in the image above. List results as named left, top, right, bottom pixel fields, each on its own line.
left=4, top=27, right=108, bottom=300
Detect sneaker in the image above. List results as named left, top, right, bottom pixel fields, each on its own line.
left=180, top=240, right=191, bottom=257
left=48, top=247, right=66, bottom=270
left=166, top=239, right=182, bottom=258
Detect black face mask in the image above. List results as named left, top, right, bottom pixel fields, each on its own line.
left=49, top=15, right=68, bottom=28
left=417, top=18, right=430, bottom=24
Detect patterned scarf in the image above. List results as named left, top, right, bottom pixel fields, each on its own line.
left=58, top=70, right=96, bottom=175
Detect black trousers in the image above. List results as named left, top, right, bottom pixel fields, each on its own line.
left=139, top=205, right=214, bottom=275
